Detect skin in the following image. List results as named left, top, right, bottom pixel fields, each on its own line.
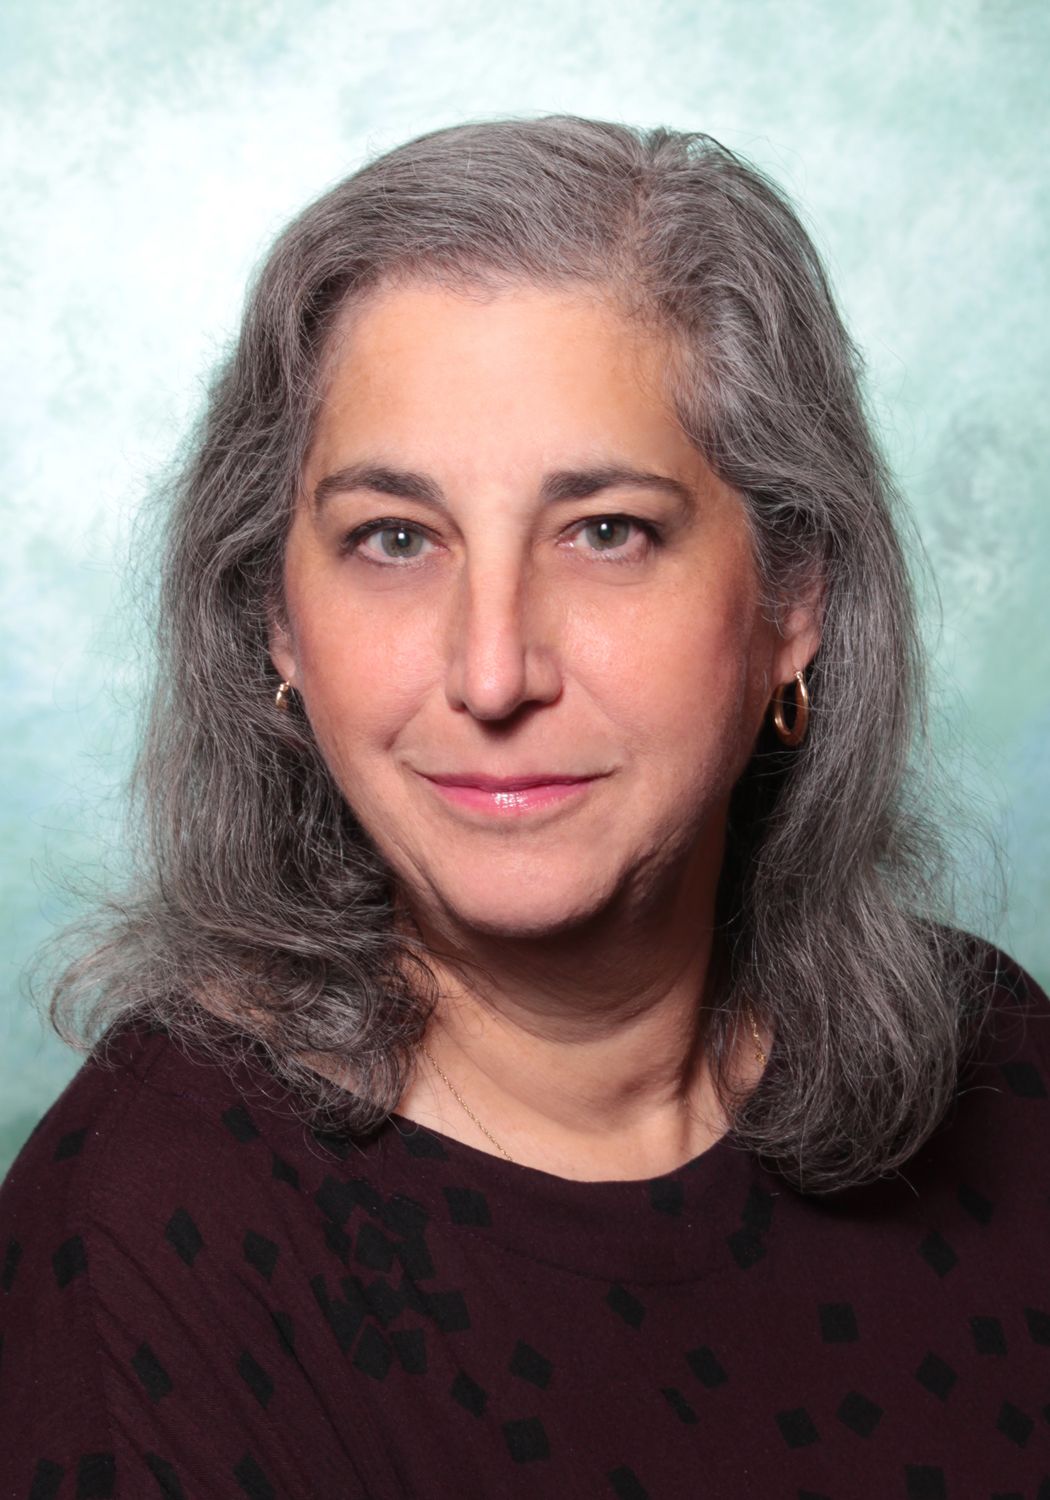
left=271, top=279, right=821, bottom=1181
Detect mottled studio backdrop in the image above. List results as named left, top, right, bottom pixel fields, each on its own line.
left=2, top=0, right=1048, bottom=1174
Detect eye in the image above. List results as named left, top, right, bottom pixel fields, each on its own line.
left=341, top=512, right=662, bottom=567
left=567, top=515, right=660, bottom=562
left=341, top=519, right=435, bottom=565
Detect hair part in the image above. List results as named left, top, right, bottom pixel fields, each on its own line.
left=43, top=114, right=998, bottom=1193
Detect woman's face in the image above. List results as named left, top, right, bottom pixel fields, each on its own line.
left=273, top=281, right=819, bottom=941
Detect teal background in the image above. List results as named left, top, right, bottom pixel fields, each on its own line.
left=2, top=0, right=1048, bottom=1176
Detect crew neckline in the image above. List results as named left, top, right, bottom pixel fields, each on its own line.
left=384, top=1108, right=738, bottom=1188
left=114, top=1020, right=774, bottom=1283
left=372, top=1107, right=768, bottom=1283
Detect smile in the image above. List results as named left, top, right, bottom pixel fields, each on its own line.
left=418, top=774, right=599, bottom=817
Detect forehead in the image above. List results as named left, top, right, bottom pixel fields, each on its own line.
left=308, top=280, right=692, bottom=471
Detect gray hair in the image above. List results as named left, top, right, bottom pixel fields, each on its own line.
left=44, top=114, right=998, bottom=1193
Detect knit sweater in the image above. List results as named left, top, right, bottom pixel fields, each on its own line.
left=1, top=941, right=1048, bottom=1499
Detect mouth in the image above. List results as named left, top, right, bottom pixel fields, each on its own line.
left=417, top=771, right=603, bottom=817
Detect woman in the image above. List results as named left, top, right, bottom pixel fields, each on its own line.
left=1, top=115, right=1047, bottom=1498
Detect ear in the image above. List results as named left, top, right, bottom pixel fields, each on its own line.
left=268, top=611, right=298, bottom=688
left=770, top=571, right=825, bottom=687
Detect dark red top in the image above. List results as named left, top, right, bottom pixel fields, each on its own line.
left=2, top=942, right=1049, bottom=1499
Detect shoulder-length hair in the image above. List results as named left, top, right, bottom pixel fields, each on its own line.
left=47, top=114, right=994, bottom=1192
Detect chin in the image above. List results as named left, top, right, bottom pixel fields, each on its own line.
left=423, top=869, right=618, bottom=942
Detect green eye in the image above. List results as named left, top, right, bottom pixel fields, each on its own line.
left=342, top=513, right=661, bottom=568
left=375, top=526, right=426, bottom=559
left=570, top=515, right=660, bottom=562
left=342, top=519, right=433, bottom=564
left=582, top=518, right=633, bottom=550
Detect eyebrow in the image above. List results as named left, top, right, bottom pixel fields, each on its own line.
left=312, top=460, right=696, bottom=516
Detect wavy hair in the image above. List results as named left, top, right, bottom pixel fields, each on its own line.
left=45, top=114, right=997, bottom=1192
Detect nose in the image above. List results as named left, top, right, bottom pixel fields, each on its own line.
left=444, top=550, right=562, bottom=721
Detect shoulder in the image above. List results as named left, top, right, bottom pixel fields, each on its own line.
left=0, top=1021, right=292, bottom=1239
left=888, top=933, right=1050, bottom=1203
left=0, top=1022, right=285, bottom=1343
left=0, top=1020, right=366, bottom=1493
left=963, top=933, right=1050, bottom=1082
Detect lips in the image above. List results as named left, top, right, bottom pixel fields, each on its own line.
left=420, top=772, right=598, bottom=817
left=422, top=772, right=597, bottom=791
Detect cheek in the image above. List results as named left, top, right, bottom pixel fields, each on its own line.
left=590, top=582, right=771, bottom=766
left=292, top=594, right=435, bottom=774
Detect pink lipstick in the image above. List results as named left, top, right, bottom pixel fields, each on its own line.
left=419, top=772, right=599, bottom=817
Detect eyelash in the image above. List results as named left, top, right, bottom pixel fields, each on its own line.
left=339, top=514, right=663, bottom=568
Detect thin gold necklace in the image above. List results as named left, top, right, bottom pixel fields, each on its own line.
left=419, top=1007, right=767, bottom=1166
left=420, top=1041, right=516, bottom=1162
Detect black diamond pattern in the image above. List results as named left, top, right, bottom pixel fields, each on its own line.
left=132, top=1342, right=173, bottom=1403
left=451, top=1369, right=487, bottom=1415
left=918, top=1231, right=957, bottom=1277
left=510, top=1340, right=552, bottom=1389
left=310, top=1273, right=364, bottom=1353
left=243, top=1230, right=279, bottom=1281
left=2, top=1238, right=22, bottom=1292
left=315, top=1176, right=357, bottom=1226
left=75, top=1452, right=115, bottom=1498
left=503, top=1416, right=550, bottom=1463
left=271, top=1152, right=300, bottom=1189
left=957, top=1183, right=994, bottom=1224
left=363, top=1276, right=403, bottom=1327
left=727, top=1225, right=766, bottom=1269
left=1025, top=1306, right=1050, bottom=1345
left=661, top=1386, right=698, bottom=1423
left=686, top=1345, right=727, bottom=1388
left=309, top=1127, right=353, bottom=1162
left=144, top=1453, right=185, bottom=1499
left=609, top=1466, right=650, bottom=1499
left=164, top=1208, right=204, bottom=1268
left=776, top=1408, right=819, bottom=1448
left=1000, top=1061, right=1047, bottom=1098
left=323, top=1221, right=352, bottom=1263
left=221, top=1105, right=260, bottom=1144
left=237, top=1350, right=274, bottom=1409
left=606, top=1283, right=645, bottom=1328
left=819, top=1302, right=858, bottom=1343
left=392, top=1327, right=427, bottom=1374
left=355, top=1221, right=395, bottom=1271
left=996, top=1401, right=1034, bottom=1447
left=401, top=1125, right=448, bottom=1159
left=52, top=1234, right=87, bottom=1289
left=54, top=1127, right=87, bottom=1161
left=233, top=1453, right=275, bottom=1500
left=28, top=1460, right=64, bottom=1500
left=916, top=1352, right=956, bottom=1400
left=742, top=1184, right=775, bottom=1233
left=905, top=1465, right=947, bottom=1500
left=837, top=1390, right=883, bottom=1437
left=270, top=1310, right=295, bottom=1357
left=444, top=1186, right=492, bottom=1226
left=970, top=1315, right=1007, bottom=1355
left=425, top=1288, right=470, bottom=1333
left=648, top=1178, right=685, bottom=1215
left=726, top=1184, right=775, bottom=1269
left=381, top=1194, right=429, bottom=1238
left=396, top=1234, right=435, bottom=1278
left=353, top=1322, right=392, bottom=1380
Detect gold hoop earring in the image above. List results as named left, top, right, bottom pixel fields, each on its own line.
left=771, top=670, right=809, bottom=747
left=275, top=680, right=293, bottom=713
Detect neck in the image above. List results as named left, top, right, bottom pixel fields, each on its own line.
left=392, top=852, right=746, bottom=1182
